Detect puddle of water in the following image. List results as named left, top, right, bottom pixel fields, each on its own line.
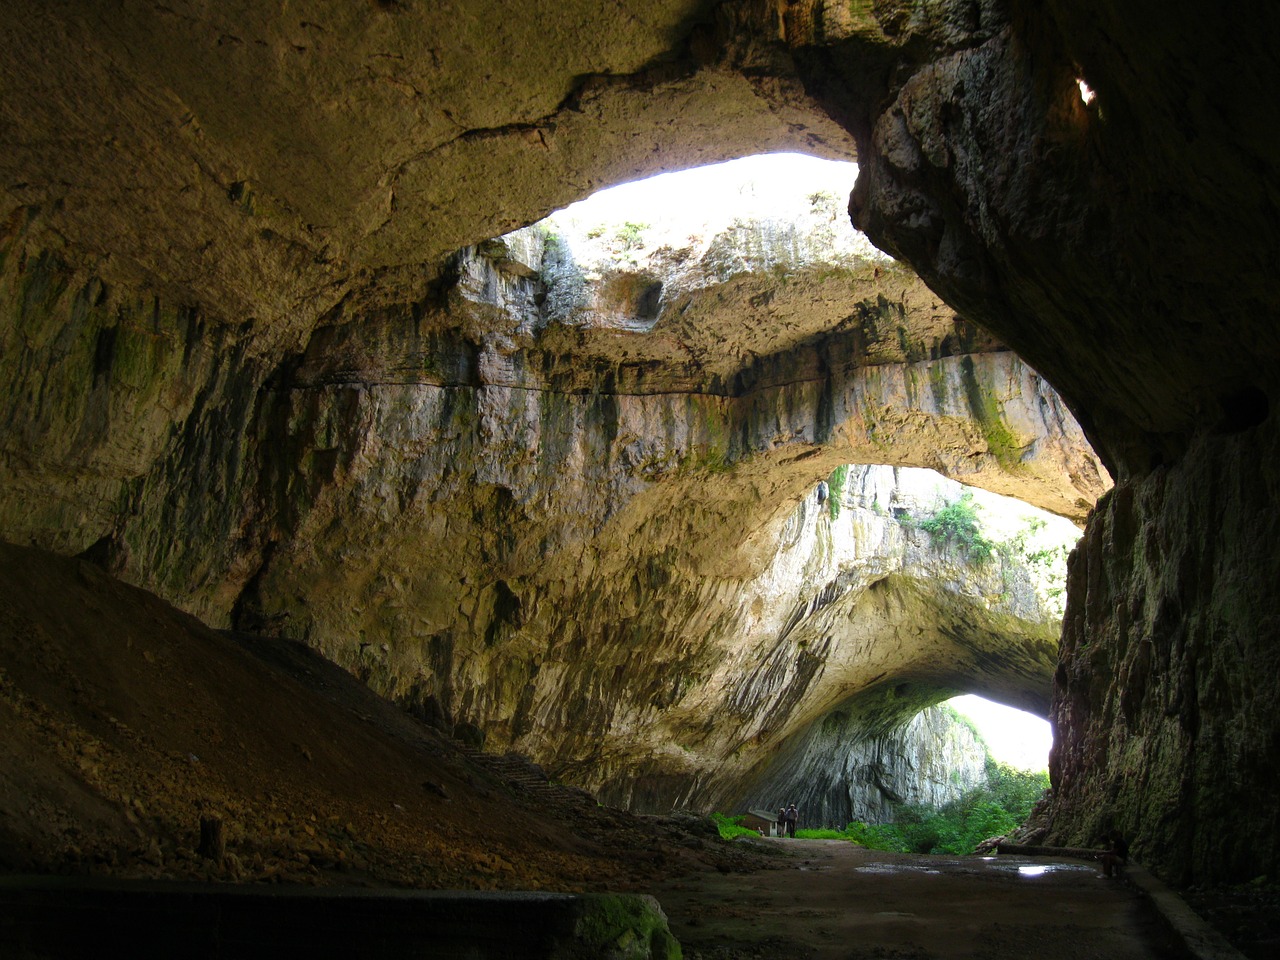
left=980, top=861, right=1094, bottom=878
left=1014, top=863, right=1092, bottom=876
left=857, top=859, right=1094, bottom=879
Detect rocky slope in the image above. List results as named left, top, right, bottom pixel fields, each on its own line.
left=0, top=540, right=759, bottom=891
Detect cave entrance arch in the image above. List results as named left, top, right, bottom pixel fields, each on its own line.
left=4, top=0, right=1277, bottom=890
left=605, top=461, right=1077, bottom=826
left=238, top=154, right=1106, bottom=824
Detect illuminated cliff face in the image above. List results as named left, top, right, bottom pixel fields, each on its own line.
left=0, top=160, right=1098, bottom=818
left=2, top=0, right=1278, bottom=884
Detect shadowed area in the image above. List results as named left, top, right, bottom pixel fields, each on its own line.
left=2, top=0, right=1280, bottom=934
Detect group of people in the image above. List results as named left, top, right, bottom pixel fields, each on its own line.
left=777, top=803, right=798, bottom=837
left=764, top=802, right=1129, bottom=873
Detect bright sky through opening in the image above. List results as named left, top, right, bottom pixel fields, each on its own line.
left=948, top=695, right=1052, bottom=772
left=553, top=152, right=864, bottom=243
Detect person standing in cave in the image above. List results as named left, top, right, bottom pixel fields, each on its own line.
left=778, top=806, right=787, bottom=837
left=1100, top=830, right=1129, bottom=877
left=785, top=803, right=798, bottom=838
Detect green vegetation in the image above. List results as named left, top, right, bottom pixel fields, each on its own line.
left=995, top=515, right=1074, bottom=616
left=802, top=758, right=1049, bottom=855
left=711, top=812, right=760, bottom=840
left=960, top=355, right=1024, bottom=470
left=903, top=490, right=1077, bottom=609
left=807, top=189, right=838, bottom=210
left=614, top=221, right=649, bottom=250
left=918, top=491, right=995, bottom=563
left=827, top=464, right=850, bottom=519
left=536, top=222, right=562, bottom=249
left=574, top=893, right=683, bottom=960
left=713, top=760, right=1047, bottom=854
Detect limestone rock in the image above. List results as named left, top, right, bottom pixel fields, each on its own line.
left=748, top=704, right=991, bottom=828
left=1047, top=424, right=1280, bottom=885
left=0, top=149, right=1101, bottom=828
left=832, top=0, right=1280, bottom=884
left=3, top=0, right=1277, bottom=888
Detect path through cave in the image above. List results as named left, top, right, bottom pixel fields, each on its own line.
left=652, top=839, right=1185, bottom=960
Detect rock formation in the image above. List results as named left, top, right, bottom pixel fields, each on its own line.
left=0, top=162, right=1094, bottom=821
left=836, top=0, right=1280, bottom=885
left=1, top=0, right=1275, bottom=887
left=757, top=703, right=991, bottom=829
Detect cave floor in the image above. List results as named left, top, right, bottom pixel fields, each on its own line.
left=0, top=543, right=1239, bottom=958
left=649, top=839, right=1188, bottom=960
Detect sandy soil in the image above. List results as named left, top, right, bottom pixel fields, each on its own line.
left=652, top=839, right=1188, bottom=959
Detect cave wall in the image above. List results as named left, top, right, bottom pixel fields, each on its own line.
left=743, top=702, right=990, bottom=829
left=1051, top=425, right=1280, bottom=886
left=831, top=0, right=1280, bottom=883
left=1, top=193, right=1090, bottom=814
left=560, top=460, right=1058, bottom=816
left=0, top=210, right=270, bottom=615
left=4, top=0, right=1277, bottom=885
left=214, top=276, right=1079, bottom=809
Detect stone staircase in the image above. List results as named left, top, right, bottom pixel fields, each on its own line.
left=455, top=744, right=599, bottom=811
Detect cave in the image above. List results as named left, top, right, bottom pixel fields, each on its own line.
left=3, top=0, right=1280, bottom=945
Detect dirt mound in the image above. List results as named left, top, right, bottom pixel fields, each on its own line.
left=0, top=542, right=755, bottom=890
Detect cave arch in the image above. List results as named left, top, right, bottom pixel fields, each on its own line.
left=2, top=0, right=1279, bottom=886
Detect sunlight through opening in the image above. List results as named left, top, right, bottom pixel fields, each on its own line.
left=545, top=153, right=874, bottom=257
left=948, top=694, right=1052, bottom=772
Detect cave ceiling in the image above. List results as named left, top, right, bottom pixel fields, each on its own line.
left=4, top=0, right=1280, bottom=884
left=6, top=0, right=1273, bottom=471
left=1, top=0, right=859, bottom=338
left=0, top=0, right=1098, bottom=802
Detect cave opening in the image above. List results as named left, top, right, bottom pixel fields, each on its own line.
left=947, top=695, right=1052, bottom=773
left=2, top=4, right=1279, bottom=946
left=494, top=157, right=1094, bottom=836
left=727, top=464, right=1078, bottom=831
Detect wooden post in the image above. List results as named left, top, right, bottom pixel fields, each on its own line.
left=198, top=816, right=225, bottom=862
